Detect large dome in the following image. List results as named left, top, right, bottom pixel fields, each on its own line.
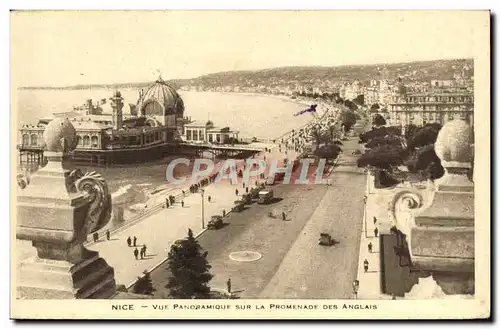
left=136, top=77, right=184, bottom=117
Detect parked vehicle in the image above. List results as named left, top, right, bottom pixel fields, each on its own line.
left=258, top=189, right=274, bottom=204
left=207, top=215, right=224, bottom=230
left=241, top=193, right=252, bottom=205
left=232, top=200, right=245, bottom=212
left=249, top=186, right=263, bottom=199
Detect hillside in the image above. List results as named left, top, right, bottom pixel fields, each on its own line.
left=19, top=58, right=473, bottom=90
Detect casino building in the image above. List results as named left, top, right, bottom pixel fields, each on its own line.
left=18, top=77, right=190, bottom=166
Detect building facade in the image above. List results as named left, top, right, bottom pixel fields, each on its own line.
left=386, top=87, right=474, bottom=127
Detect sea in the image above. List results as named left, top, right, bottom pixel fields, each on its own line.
left=16, top=88, right=312, bottom=140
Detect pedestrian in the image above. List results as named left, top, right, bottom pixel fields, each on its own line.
left=106, top=230, right=110, bottom=241
left=235, top=189, right=239, bottom=196
left=183, top=190, right=185, bottom=196
left=282, top=212, right=286, bottom=221
left=373, top=217, right=377, bottom=224
left=208, top=195, right=211, bottom=203
left=364, top=259, right=369, bottom=272
left=134, top=248, right=139, bottom=260
left=368, top=242, right=373, bottom=253
left=181, top=200, right=184, bottom=208
left=242, top=182, right=245, bottom=189
left=246, top=187, right=249, bottom=193
left=166, top=200, right=169, bottom=208
left=143, top=245, right=147, bottom=257
left=222, top=209, right=226, bottom=217
left=226, top=278, right=232, bottom=294
left=374, top=227, right=379, bottom=238
left=133, top=236, right=137, bottom=247
left=127, top=236, right=131, bottom=247
left=94, top=232, right=99, bottom=242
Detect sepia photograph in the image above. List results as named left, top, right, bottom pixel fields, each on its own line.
left=9, top=9, right=490, bottom=320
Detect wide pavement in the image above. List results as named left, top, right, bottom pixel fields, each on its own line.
left=149, top=137, right=366, bottom=299
left=259, top=138, right=366, bottom=299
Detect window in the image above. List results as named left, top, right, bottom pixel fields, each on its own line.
left=83, top=135, right=90, bottom=147
left=77, top=135, right=82, bottom=146
left=186, top=130, right=192, bottom=140
left=199, top=129, right=205, bottom=141
left=30, top=134, right=38, bottom=145
left=208, top=134, right=213, bottom=143
left=22, top=134, right=29, bottom=145
left=193, top=130, right=198, bottom=141
left=91, top=136, right=99, bottom=148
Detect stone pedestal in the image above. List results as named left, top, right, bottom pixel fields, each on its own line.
left=390, top=120, right=475, bottom=296
left=16, top=118, right=115, bottom=299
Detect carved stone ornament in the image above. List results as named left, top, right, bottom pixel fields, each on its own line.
left=16, top=118, right=115, bottom=299
left=388, top=119, right=474, bottom=290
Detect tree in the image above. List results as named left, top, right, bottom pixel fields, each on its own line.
left=370, top=103, right=380, bottom=113
left=340, top=110, right=357, bottom=132
left=165, top=229, right=213, bottom=299
left=314, top=143, right=342, bottom=162
left=365, top=135, right=404, bottom=149
left=357, top=144, right=406, bottom=171
left=133, top=270, right=155, bottom=295
left=372, top=114, right=387, bottom=127
left=407, top=123, right=442, bottom=150
left=405, top=144, right=444, bottom=180
left=309, top=125, right=329, bottom=150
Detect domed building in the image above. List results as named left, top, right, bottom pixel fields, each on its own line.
left=136, top=77, right=185, bottom=131
left=18, top=78, right=190, bottom=167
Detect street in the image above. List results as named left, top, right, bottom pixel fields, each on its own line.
left=150, top=137, right=366, bottom=299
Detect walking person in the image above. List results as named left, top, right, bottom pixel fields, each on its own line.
left=208, top=195, right=211, bottom=203
left=106, top=230, right=110, bottom=241
left=282, top=212, right=286, bottom=221
left=142, top=245, right=147, bottom=258
left=133, top=236, right=137, bottom=247
left=364, top=259, right=369, bottom=273
left=373, top=217, right=377, bottom=224
left=235, top=189, right=239, bottom=196
left=134, top=248, right=139, bottom=260
left=127, top=236, right=131, bottom=247
left=368, top=242, right=373, bottom=253
left=226, top=278, right=232, bottom=294
left=181, top=200, right=184, bottom=208
left=374, top=227, right=379, bottom=238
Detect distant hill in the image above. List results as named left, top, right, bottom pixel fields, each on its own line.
left=19, top=58, right=473, bottom=90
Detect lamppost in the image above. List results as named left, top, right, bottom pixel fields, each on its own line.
left=363, top=195, right=368, bottom=238
left=352, top=280, right=360, bottom=300
left=200, top=188, right=205, bottom=229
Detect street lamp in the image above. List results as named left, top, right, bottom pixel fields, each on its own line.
left=200, top=188, right=205, bottom=229
left=363, top=195, right=368, bottom=238
left=352, top=280, right=360, bottom=299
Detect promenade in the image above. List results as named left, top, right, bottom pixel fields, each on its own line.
left=15, top=100, right=340, bottom=294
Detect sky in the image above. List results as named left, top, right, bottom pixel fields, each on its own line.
left=10, top=10, right=487, bottom=88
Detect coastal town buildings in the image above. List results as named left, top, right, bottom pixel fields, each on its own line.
left=385, top=83, right=474, bottom=127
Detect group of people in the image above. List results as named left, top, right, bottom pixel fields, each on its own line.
left=127, top=236, right=148, bottom=260
left=91, top=230, right=111, bottom=243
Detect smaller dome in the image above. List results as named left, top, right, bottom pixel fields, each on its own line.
left=42, top=117, right=78, bottom=152
left=434, top=119, right=473, bottom=165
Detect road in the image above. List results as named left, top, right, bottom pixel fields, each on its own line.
left=150, top=137, right=366, bottom=299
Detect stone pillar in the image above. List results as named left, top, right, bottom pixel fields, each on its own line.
left=16, top=118, right=116, bottom=299
left=390, top=119, right=474, bottom=296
